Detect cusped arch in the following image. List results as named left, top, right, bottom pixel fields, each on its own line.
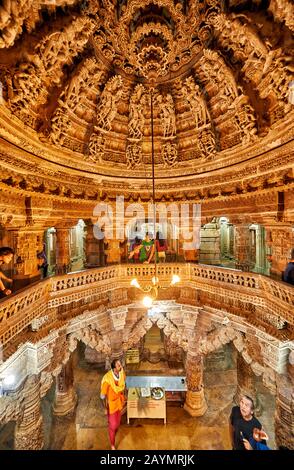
left=122, top=307, right=188, bottom=352
left=199, top=323, right=277, bottom=394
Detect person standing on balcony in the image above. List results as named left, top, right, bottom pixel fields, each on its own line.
left=140, top=232, right=154, bottom=264
left=0, top=247, right=14, bottom=296
left=100, top=359, right=126, bottom=450
left=128, top=236, right=142, bottom=263
left=283, top=248, right=294, bottom=286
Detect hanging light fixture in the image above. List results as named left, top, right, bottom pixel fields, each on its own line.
left=130, top=86, right=181, bottom=306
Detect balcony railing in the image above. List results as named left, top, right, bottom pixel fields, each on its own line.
left=0, top=263, right=293, bottom=357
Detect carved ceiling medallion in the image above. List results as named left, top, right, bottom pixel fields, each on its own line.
left=0, top=0, right=293, bottom=177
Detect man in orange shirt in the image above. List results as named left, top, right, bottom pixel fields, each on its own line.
left=100, top=359, right=126, bottom=450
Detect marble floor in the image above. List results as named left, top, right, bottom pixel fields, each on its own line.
left=43, top=359, right=276, bottom=451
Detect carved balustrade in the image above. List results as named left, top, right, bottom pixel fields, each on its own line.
left=0, top=264, right=293, bottom=359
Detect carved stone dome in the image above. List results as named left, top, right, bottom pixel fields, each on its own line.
left=0, top=0, right=293, bottom=190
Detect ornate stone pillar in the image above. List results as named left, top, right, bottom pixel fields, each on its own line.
left=104, top=239, right=122, bottom=264
left=85, top=220, right=102, bottom=267
left=184, top=353, right=207, bottom=416
left=234, top=223, right=251, bottom=271
left=14, top=376, right=44, bottom=450
left=11, top=228, right=44, bottom=290
left=234, top=353, right=261, bottom=415
left=108, top=329, right=124, bottom=365
left=177, top=202, right=201, bottom=263
left=199, top=219, right=220, bottom=265
left=179, top=223, right=199, bottom=262
left=53, top=357, right=77, bottom=416
left=265, top=224, right=294, bottom=279
left=56, top=227, right=71, bottom=274
left=183, top=311, right=209, bottom=416
left=275, top=352, right=294, bottom=449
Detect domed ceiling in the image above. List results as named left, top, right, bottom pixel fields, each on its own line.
left=0, top=0, right=293, bottom=183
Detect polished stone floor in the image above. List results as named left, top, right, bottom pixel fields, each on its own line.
left=43, top=358, right=276, bottom=451
left=0, top=340, right=276, bottom=451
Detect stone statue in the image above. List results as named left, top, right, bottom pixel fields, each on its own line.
left=161, top=141, right=178, bottom=167
left=89, top=132, right=105, bottom=163
left=97, top=75, right=123, bottom=131
left=126, top=142, right=143, bottom=168
left=157, top=93, right=176, bottom=137
left=182, top=77, right=208, bottom=129
left=128, top=84, right=145, bottom=139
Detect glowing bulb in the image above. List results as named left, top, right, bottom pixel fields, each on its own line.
left=171, top=274, right=181, bottom=285
left=130, top=278, right=141, bottom=289
left=142, top=296, right=153, bottom=308
left=152, top=276, right=159, bottom=285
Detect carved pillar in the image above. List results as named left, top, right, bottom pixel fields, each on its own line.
left=104, top=239, right=122, bottom=264
left=179, top=233, right=199, bottom=262
left=11, top=228, right=44, bottom=290
left=265, top=225, right=294, bottom=279
left=14, top=377, right=44, bottom=450
left=179, top=208, right=200, bottom=263
left=234, top=223, right=251, bottom=271
left=254, top=225, right=267, bottom=274
left=234, top=353, right=261, bottom=415
left=55, top=227, right=71, bottom=274
left=183, top=312, right=209, bottom=416
left=199, top=219, right=220, bottom=265
left=108, top=329, right=125, bottom=367
left=123, top=306, right=146, bottom=359
left=180, top=239, right=199, bottom=263
left=84, top=220, right=106, bottom=267
left=53, top=357, right=77, bottom=416
left=85, top=220, right=100, bottom=267
left=184, top=353, right=207, bottom=416
left=275, top=352, right=294, bottom=449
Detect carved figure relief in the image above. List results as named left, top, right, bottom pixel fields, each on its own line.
left=0, top=0, right=292, bottom=180
left=161, top=141, right=178, bottom=167
left=157, top=93, right=177, bottom=138
left=126, top=142, right=143, bottom=169
left=128, top=84, right=146, bottom=140
left=96, top=75, right=123, bottom=131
